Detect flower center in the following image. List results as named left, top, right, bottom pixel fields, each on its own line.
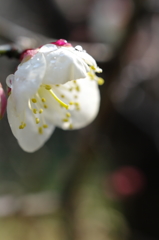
left=18, top=84, right=70, bottom=134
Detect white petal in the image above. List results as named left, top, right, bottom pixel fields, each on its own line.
left=7, top=95, right=55, bottom=153
left=39, top=44, right=58, bottom=53
left=41, top=48, right=89, bottom=85
left=11, top=52, right=46, bottom=113
left=71, top=46, right=97, bottom=68
left=37, top=78, right=100, bottom=130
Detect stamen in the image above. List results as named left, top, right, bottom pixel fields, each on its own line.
left=49, top=89, right=69, bottom=109
left=75, top=86, right=80, bottom=92
left=75, top=102, right=79, bottom=106
left=41, top=98, right=46, bottom=102
left=38, top=127, right=43, bottom=134
left=66, top=112, right=71, bottom=118
left=44, top=104, right=48, bottom=109
left=61, top=94, right=65, bottom=98
left=33, top=109, right=37, bottom=114
left=62, top=118, right=69, bottom=122
left=45, top=85, right=52, bottom=90
left=69, top=124, right=73, bottom=129
left=90, top=65, right=96, bottom=70
left=31, top=98, right=37, bottom=103
left=69, top=101, right=74, bottom=105
left=43, top=124, right=48, bottom=128
left=88, top=72, right=95, bottom=80
left=97, top=78, right=104, bottom=85
left=19, top=122, right=26, bottom=129
left=36, top=118, right=40, bottom=124
left=39, top=109, right=43, bottom=114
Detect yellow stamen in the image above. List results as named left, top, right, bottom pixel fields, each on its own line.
left=36, top=118, right=40, bottom=124
left=90, top=65, right=96, bottom=70
left=45, top=85, right=52, bottom=90
left=76, top=86, right=80, bottom=92
left=98, top=78, right=104, bottom=85
left=49, top=89, right=69, bottom=109
left=75, top=102, right=79, bottom=106
left=56, top=85, right=59, bottom=87
left=41, top=98, right=46, bottom=102
left=19, top=122, right=26, bottom=129
left=33, top=109, right=37, bottom=114
left=38, top=127, right=43, bottom=134
left=69, top=124, right=73, bottom=129
left=31, top=98, right=37, bottom=103
left=44, top=104, right=48, bottom=109
left=88, top=72, right=94, bottom=80
left=39, top=109, right=43, bottom=114
left=61, top=94, right=65, bottom=98
left=62, top=118, right=69, bottom=122
left=69, top=88, right=73, bottom=91
left=43, top=124, right=48, bottom=128
left=66, top=112, right=71, bottom=118
left=69, top=101, right=74, bottom=105
left=73, top=80, right=77, bottom=83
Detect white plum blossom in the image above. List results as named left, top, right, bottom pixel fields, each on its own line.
left=6, top=39, right=104, bottom=152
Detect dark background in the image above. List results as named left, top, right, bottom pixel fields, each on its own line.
left=0, top=0, right=158, bottom=239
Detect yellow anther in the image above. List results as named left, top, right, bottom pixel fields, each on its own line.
left=19, top=122, right=26, bottom=129
left=73, top=80, right=77, bottom=83
left=39, top=109, right=43, bottom=114
left=75, top=86, right=80, bottom=92
left=74, top=95, right=78, bottom=99
left=44, top=104, right=48, bottom=109
left=43, top=124, right=48, bottom=128
left=62, top=118, right=69, bottom=122
left=75, top=102, right=79, bottom=106
left=61, top=94, right=65, bottom=98
left=69, top=88, right=73, bottom=91
left=88, top=72, right=94, bottom=80
left=31, top=98, right=37, bottom=103
left=56, top=84, right=59, bottom=87
left=66, top=112, right=71, bottom=118
left=38, top=127, right=43, bottom=134
left=45, top=85, right=52, bottom=90
left=76, top=106, right=80, bottom=111
left=49, top=89, right=69, bottom=109
left=41, top=98, right=46, bottom=102
left=69, top=101, right=74, bottom=105
left=97, top=78, right=105, bottom=85
left=69, top=124, right=73, bottom=129
left=33, top=109, right=37, bottom=114
left=90, top=65, right=96, bottom=70
left=36, top=118, right=40, bottom=124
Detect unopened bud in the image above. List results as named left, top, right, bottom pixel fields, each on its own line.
left=0, top=83, right=7, bottom=119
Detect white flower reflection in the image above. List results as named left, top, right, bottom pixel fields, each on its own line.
left=6, top=39, right=104, bottom=152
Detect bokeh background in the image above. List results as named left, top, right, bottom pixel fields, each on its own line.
left=0, top=0, right=158, bottom=239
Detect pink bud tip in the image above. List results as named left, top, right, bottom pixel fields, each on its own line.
left=51, top=39, right=72, bottom=47
left=20, top=49, right=39, bottom=61
left=0, top=83, right=7, bottom=119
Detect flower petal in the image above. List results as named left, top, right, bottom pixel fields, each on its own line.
left=7, top=95, right=55, bottom=153
left=11, top=52, right=46, bottom=113
left=40, top=46, right=89, bottom=85
left=37, top=77, right=100, bottom=130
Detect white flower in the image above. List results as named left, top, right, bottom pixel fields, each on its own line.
left=6, top=39, right=104, bottom=152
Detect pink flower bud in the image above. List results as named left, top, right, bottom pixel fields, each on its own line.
left=0, top=83, right=7, bottom=119
left=20, top=49, right=39, bottom=62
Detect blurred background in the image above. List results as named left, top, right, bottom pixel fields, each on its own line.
left=0, top=0, right=158, bottom=239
